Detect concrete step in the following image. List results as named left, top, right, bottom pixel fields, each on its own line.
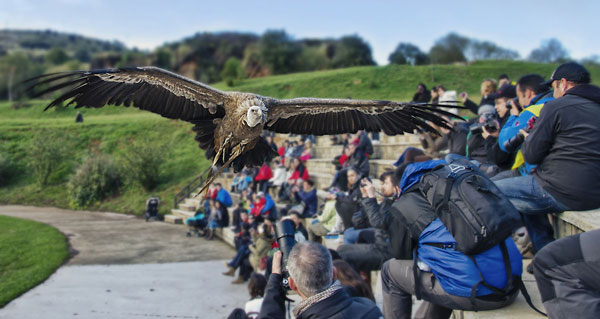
left=171, top=209, right=194, bottom=221
left=178, top=202, right=197, bottom=212
left=164, top=214, right=183, bottom=224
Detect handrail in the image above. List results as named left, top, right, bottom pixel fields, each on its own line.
left=173, top=174, right=205, bottom=208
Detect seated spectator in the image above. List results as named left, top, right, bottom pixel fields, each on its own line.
left=223, top=223, right=252, bottom=278
left=206, top=199, right=229, bottom=240
left=437, top=85, right=458, bottom=114
left=460, top=78, right=498, bottom=114
left=379, top=160, right=522, bottom=318
left=278, top=157, right=309, bottom=201
left=291, top=179, right=318, bottom=218
left=333, top=259, right=375, bottom=302
left=431, top=86, right=440, bottom=104
left=412, top=83, right=432, bottom=103
left=250, top=191, right=277, bottom=221
left=437, top=118, right=469, bottom=156
left=245, top=273, right=268, bottom=319
left=185, top=209, right=207, bottom=237
left=307, top=190, right=339, bottom=243
left=232, top=170, right=253, bottom=193
left=494, top=74, right=554, bottom=181
left=532, top=228, right=600, bottom=319
left=329, top=143, right=369, bottom=191
left=258, top=242, right=382, bottom=318
left=282, top=211, right=308, bottom=242
left=291, top=139, right=305, bottom=158
left=255, top=162, right=273, bottom=194
left=244, top=224, right=275, bottom=284
left=299, top=139, right=313, bottom=162
left=495, top=62, right=600, bottom=256
left=465, top=105, right=501, bottom=168
left=231, top=203, right=249, bottom=234
left=267, top=159, right=286, bottom=196
left=334, top=166, right=371, bottom=245
left=353, top=130, right=374, bottom=158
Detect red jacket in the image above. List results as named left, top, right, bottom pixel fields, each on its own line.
left=255, top=164, right=273, bottom=181
left=289, top=167, right=309, bottom=181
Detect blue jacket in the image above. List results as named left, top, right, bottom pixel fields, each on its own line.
left=216, top=188, right=233, bottom=207
left=498, top=92, right=554, bottom=175
left=295, top=188, right=318, bottom=218
left=260, top=194, right=276, bottom=216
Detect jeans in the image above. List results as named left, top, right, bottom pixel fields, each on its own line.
left=228, top=245, right=250, bottom=269
left=209, top=220, right=221, bottom=230
left=494, top=175, right=568, bottom=252
left=343, top=227, right=372, bottom=244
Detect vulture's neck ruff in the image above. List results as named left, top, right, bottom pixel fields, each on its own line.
left=243, top=99, right=267, bottom=128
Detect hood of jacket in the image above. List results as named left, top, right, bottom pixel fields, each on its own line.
left=399, top=160, right=446, bottom=194
left=565, top=83, right=600, bottom=104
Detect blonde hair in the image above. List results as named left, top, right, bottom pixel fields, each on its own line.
left=480, top=79, right=498, bottom=96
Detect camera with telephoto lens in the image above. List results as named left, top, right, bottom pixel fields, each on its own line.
left=360, top=175, right=372, bottom=187
left=274, top=219, right=296, bottom=290
left=503, top=126, right=531, bottom=153
left=469, top=112, right=499, bottom=134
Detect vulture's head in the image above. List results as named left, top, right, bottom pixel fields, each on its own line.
left=242, top=98, right=267, bottom=128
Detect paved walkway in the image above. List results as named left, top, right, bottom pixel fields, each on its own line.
left=0, top=205, right=248, bottom=318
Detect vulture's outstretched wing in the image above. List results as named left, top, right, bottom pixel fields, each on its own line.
left=266, top=97, right=459, bottom=135
left=23, top=66, right=229, bottom=121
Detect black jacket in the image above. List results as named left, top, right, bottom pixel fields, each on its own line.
left=522, top=84, right=600, bottom=210
left=258, top=274, right=382, bottom=319
left=361, top=186, right=437, bottom=259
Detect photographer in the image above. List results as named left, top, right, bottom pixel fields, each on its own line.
left=494, top=74, right=554, bottom=179
left=495, top=62, right=600, bottom=254
left=465, top=105, right=500, bottom=168
left=258, top=242, right=382, bottom=319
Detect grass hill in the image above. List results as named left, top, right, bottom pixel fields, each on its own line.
left=1, top=60, right=598, bottom=215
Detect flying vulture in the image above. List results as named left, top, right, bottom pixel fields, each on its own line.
left=24, top=67, right=458, bottom=191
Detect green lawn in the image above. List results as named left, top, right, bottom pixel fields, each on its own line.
left=0, top=215, right=69, bottom=307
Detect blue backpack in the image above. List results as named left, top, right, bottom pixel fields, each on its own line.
left=416, top=218, right=522, bottom=298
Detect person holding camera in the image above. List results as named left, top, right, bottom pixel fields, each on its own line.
left=465, top=104, right=501, bottom=170
left=258, top=242, right=382, bottom=319
left=495, top=62, right=600, bottom=254
left=493, top=74, right=554, bottom=181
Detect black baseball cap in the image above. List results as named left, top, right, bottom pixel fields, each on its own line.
left=489, top=83, right=516, bottom=99
left=542, top=62, right=591, bottom=86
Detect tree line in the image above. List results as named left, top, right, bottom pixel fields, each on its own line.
left=0, top=29, right=597, bottom=101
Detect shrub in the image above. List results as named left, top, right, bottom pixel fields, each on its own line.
left=0, top=153, right=14, bottom=186
left=28, top=130, right=73, bottom=187
left=68, top=154, right=122, bottom=208
left=120, top=138, right=168, bottom=191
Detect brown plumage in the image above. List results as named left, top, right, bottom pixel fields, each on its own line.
left=24, top=66, right=458, bottom=191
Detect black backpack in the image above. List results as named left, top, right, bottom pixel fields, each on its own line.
left=419, top=157, right=521, bottom=255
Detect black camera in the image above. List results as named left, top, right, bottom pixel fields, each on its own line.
left=503, top=126, right=531, bottom=153
left=274, top=219, right=296, bottom=290
left=359, top=175, right=372, bottom=187
left=470, top=112, right=499, bottom=134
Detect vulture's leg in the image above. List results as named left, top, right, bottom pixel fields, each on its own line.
left=196, top=143, right=246, bottom=199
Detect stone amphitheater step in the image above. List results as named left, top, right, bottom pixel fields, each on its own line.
left=314, top=133, right=421, bottom=148
left=306, top=159, right=396, bottom=179
left=313, top=142, right=422, bottom=161
left=164, top=214, right=183, bottom=224
left=171, top=209, right=194, bottom=221
left=178, top=202, right=197, bottom=212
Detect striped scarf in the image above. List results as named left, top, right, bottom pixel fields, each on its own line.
left=293, top=280, right=343, bottom=317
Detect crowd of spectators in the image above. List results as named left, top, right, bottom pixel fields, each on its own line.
left=187, top=62, right=600, bottom=319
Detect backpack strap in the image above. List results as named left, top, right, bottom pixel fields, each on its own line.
left=468, top=241, right=514, bottom=307
left=413, top=248, right=422, bottom=300
left=517, top=277, right=548, bottom=316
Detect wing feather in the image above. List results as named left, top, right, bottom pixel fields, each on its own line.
left=26, top=66, right=229, bottom=122
left=267, top=97, right=458, bottom=135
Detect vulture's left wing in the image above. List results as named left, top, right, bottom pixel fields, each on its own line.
left=23, top=66, right=229, bottom=121
left=266, top=97, right=459, bottom=135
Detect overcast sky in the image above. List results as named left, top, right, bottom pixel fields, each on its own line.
left=2, top=0, right=599, bottom=65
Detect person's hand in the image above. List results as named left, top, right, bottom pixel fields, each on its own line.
left=249, top=228, right=256, bottom=236
left=459, top=92, right=468, bottom=103
left=482, top=124, right=500, bottom=139
left=519, top=129, right=530, bottom=140
left=360, top=178, right=376, bottom=198
left=272, top=250, right=283, bottom=275
left=509, top=104, right=520, bottom=116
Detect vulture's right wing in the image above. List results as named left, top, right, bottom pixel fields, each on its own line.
left=23, top=66, right=229, bottom=121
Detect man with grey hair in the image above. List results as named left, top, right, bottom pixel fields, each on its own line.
left=258, top=241, right=382, bottom=319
